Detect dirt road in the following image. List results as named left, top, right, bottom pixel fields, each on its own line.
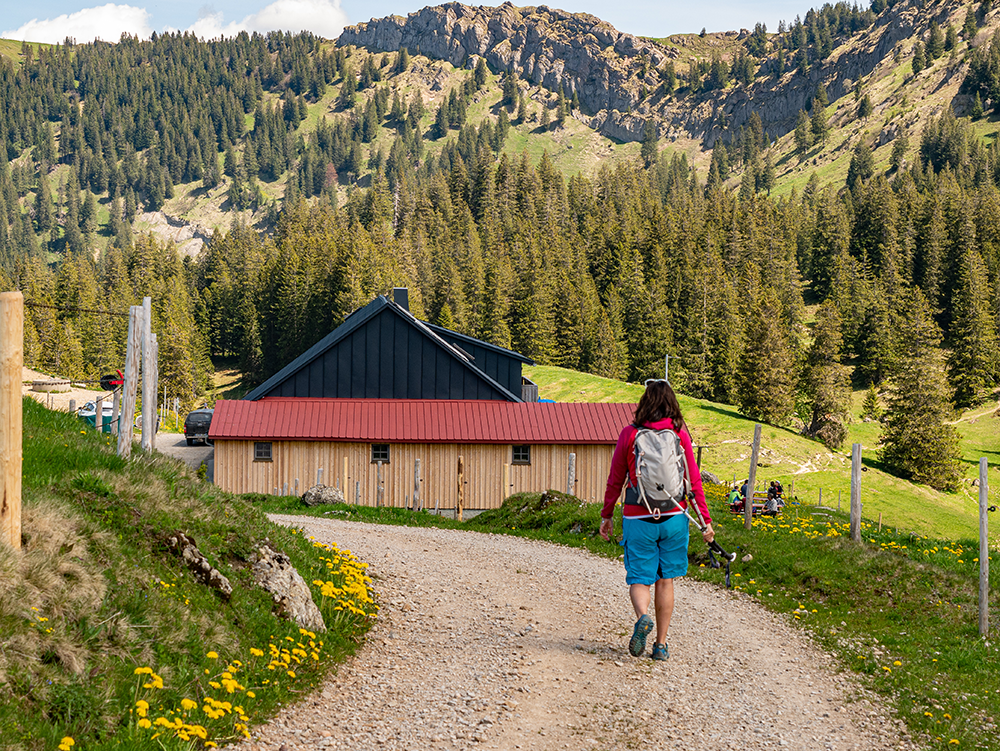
left=236, top=516, right=915, bottom=751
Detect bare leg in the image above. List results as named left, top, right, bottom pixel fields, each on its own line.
left=629, top=583, right=651, bottom=619
left=653, top=578, right=674, bottom=643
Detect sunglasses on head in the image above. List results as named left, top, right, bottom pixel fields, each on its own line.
left=644, top=378, right=669, bottom=387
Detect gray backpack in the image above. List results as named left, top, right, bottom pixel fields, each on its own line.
left=630, top=427, right=691, bottom=516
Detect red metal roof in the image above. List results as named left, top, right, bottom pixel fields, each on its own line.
left=209, top=399, right=637, bottom=444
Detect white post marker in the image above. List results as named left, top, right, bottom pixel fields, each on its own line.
left=745, top=424, right=761, bottom=530
left=141, top=297, right=154, bottom=452
left=850, top=443, right=862, bottom=542
left=979, top=458, right=990, bottom=638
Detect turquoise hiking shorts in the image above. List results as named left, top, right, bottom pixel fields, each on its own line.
left=621, top=514, right=690, bottom=585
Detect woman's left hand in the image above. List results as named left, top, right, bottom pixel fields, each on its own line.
left=702, top=523, right=715, bottom=543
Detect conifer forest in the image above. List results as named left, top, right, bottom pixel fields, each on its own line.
left=1, top=5, right=999, bottom=492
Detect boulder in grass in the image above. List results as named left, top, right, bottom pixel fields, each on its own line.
left=250, top=544, right=326, bottom=633
left=302, top=484, right=346, bottom=506
left=167, top=531, right=233, bottom=601
left=700, top=470, right=720, bottom=485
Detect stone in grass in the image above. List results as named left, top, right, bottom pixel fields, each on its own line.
left=302, top=484, right=346, bottom=506
left=167, top=531, right=234, bottom=601
left=250, top=543, right=326, bottom=633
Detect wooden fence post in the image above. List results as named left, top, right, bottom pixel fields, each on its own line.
left=343, top=456, right=348, bottom=495
left=980, top=457, right=990, bottom=638
left=745, top=424, right=761, bottom=530
left=317, top=467, right=323, bottom=486
left=111, top=391, right=120, bottom=436
left=376, top=461, right=383, bottom=507
left=566, top=452, right=576, bottom=496
left=0, top=292, right=23, bottom=550
left=117, top=305, right=142, bottom=459
left=457, top=455, right=465, bottom=522
left=503, top=463, right=510, bottom=500
left=69, top=398, right=76, bottom=414
left=413, top=458, right=421, bottom=512
left=141, top=297, right=154, bottom=452
left=95, top=396, right=104, bottom=433
left=850, top=443, right=862, bottom=542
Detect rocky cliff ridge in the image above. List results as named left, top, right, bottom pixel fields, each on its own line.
left=338, top=1, right=966, bottom=146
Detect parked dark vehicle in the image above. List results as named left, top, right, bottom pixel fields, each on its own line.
left=183, top=408, right=214, bottom=446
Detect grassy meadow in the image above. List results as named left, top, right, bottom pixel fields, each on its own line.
left=1, top=399, right=376, bottom=750
left=524, top=364, right=1000, bottom=544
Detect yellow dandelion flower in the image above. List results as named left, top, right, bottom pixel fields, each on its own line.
left=181, top=698, right=198, bottom=711
left=138, top=718, right=152, bottom=729
left=206, top=651, right=219, bottom=659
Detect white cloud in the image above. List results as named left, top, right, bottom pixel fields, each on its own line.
left=1, top=4, right=153, bottom=45
left=185, top=0, right=349, bottom=40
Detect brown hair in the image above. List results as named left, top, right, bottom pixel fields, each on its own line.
left=633, top=380, right=686, bottom=433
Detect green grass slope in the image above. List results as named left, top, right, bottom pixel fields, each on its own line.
left=525, top=364, right=1000, bottom=543
left=1, top=399, right=376, bottom=750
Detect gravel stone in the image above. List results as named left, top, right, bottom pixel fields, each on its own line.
left=234, top=516, right=915, bottom=751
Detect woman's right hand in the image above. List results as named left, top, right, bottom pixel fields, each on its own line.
left=599, top=517, right=613, bottom=541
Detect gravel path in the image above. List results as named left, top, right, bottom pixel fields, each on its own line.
left=236, top=516, right=917, bottom=751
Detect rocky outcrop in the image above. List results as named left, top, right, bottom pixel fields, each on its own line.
left=166, top=531, right=234, bottom=601
left=339, top=3, right=672, bottom=121
left=250, top=543, right=326, bottom=633
left=339, top=1, right=938, bottom=145
left=302, top=484, right=347, bottom=506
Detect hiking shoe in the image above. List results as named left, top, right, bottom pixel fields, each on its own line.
left=628, top=614, right=654, bottom=657
left=651, top=642, right=669, bottom=661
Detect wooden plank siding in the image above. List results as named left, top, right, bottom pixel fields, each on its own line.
left=214, top=440, right=615, bottom=508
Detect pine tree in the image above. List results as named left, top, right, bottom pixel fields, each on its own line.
left=928, top=21, right=945, bottom=59
left=794, top=109, right=813, bottom=156
left=947, top=247, right=1000, bottom=407
left=860, top=382, right=882, bottom=421
left=803, top=301, right=851, bottom=448
left=810, top=99, right=830, bottom=144
left=640, top=120, right=658, bottom=167
left=736, top=267, right=797, bottom=425
left=879, top=288, right=962, bottom=491
left=912, top=41, right=926, bottom=74
left=858, top=93, right=873, bottom=119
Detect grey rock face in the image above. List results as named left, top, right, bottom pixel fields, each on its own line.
left=302, top=484, right=347, bottom=506
left=250, top=543, right=327, bottom=633
left=339, top=1, right=927, bottom=145
left=166, top=531, right=233, bottom=601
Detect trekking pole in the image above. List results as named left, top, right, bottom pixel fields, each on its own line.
left=657, top=493, right=737, bottom=588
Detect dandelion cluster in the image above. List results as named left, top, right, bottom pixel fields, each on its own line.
left=308, top=540, right=378, bottom=619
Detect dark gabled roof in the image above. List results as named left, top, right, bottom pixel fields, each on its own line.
left=425, top=323, right=535, bottom=365
left=211, top=398, right=635, bottom=444
left=243, top=295, right=523, bottom=402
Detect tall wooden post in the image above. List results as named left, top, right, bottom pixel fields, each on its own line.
left=141, top=297, right=154, bottom=452
left=850, top=443, right=862, bottom=542
left=745, top=424, right=761, bottom=530
left=343, top=456, right=348, bottom=494
left=376, top=461, right=384, bottom=507
left=566, top=452, right=576, bottom=495
left=95, top=396, right=104, bottom=433
left=149, top=332, right=159, bottom=451
left=118, top=305, right=142, bottom=459
left=413, top=458, right=421, bottom=512
left=111, top=391, right=120, bottom=436
left=979, top=458, right=990, bottom=638
left=502, top=463, right=510, bottom=501
left=0, top=292, right=23, bottom=550
left=457, top=455, right=465, bottom=522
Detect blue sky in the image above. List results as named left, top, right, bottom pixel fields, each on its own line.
left=2, top=1, right=816, bottom=45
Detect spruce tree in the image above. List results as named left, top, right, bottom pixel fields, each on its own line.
left=947, top=247, right=1000, bottom=407
left=810, top=99, right=829, bottom=144
left=736, top=267, right=797, bottom=425
left=912, top=41, right=926, bottom=74
left=640, top=120, right=659, bottom=167
left=794, top=109, right=813, bottom=156
left=803, top=301, right=851, bottom=448
left=879, top=288, right=962, bottom=491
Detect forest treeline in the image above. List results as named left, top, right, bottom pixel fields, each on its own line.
left=0, top=22, right=998, bottom=491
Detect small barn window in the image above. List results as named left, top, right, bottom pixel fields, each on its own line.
left=371, top=444, right=390, bottom=463
left=512, top=445, right=531, bottom=465
left=254, top=442, right=272, bottom=461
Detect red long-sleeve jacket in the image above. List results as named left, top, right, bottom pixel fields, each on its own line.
left=602, top=417, right=711, bottom=525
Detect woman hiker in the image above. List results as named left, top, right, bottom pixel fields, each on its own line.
left=599, top=379, right=714, bottom=660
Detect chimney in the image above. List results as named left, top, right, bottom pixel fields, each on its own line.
left=393, top=287, right=409, bottom=311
